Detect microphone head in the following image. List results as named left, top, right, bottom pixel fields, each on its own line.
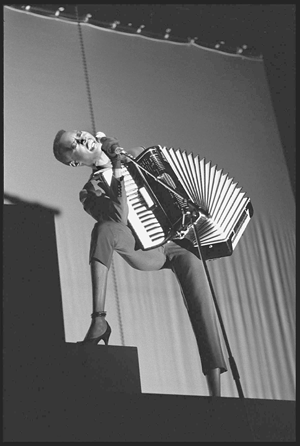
left=95, top=131, right=106, bottom=142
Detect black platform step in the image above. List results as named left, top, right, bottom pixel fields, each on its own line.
left=3, top=388, right=295, bottom=442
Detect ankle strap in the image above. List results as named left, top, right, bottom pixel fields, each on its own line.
left=91, top=311, right=107, bottom=318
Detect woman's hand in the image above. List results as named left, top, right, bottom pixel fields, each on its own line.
left=99, top=136, right=121, bottom=158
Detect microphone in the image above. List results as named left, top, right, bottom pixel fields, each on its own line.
left=102, top=143, right=124, bottom=156
left=95, top=131, right=130, bottom=157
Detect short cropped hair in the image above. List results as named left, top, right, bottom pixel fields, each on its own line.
left=53, top=129, right=70, bottom=165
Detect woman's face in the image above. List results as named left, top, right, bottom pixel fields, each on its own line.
left=59, top=130, right=110, bottom=167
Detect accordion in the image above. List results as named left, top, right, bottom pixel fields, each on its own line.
left=122, top=146, right=253, bottom=260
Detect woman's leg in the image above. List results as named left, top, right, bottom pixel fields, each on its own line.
left=206, top=367, right=221, bottom=396
left=82, top=221, right=117, bottom=341
left=91, top=258, right=109, bottom=314
left=164, top=241, right=227, bottom=395
left=83, top=259, right=109, bottom=340
left=83, top=221, right=167, bottom=341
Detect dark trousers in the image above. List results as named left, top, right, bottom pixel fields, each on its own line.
left=90, top=221, right=227, bottom=375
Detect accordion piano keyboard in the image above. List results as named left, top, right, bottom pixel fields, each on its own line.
left=123, top=167, right=166, bottom=249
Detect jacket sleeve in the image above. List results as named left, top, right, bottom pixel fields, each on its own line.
left=79, top=175, right=128, bottom=223
left=79, top=178, right=110, bottom=222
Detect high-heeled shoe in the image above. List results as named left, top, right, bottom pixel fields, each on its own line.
left=79, top=311, right=112, bottom=345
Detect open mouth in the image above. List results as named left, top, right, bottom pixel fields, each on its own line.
left=87, top=140, right=96, bottom=152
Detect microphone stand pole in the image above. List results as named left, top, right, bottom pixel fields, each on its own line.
left=122, top=153, right=245, bottom=398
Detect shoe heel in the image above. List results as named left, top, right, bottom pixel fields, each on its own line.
left=102, top=323, right=112, bottom=345
left=80, top=312, right=112, bottom=345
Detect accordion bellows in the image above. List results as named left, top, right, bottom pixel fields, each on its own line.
left=122, top=146, right=253, bottom=260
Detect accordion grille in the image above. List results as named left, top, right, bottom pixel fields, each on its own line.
left=161, top=146, right=253, bottom=258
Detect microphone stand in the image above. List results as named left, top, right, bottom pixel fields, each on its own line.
left=122, top=152, right=245, bottom=398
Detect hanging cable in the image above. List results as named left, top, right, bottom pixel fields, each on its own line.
left=75, top=6, right=96, bottom=135
left=75, top=5, right=125, bottom=346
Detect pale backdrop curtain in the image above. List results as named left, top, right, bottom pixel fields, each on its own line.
left=4, top=7, right=295, bottom=400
